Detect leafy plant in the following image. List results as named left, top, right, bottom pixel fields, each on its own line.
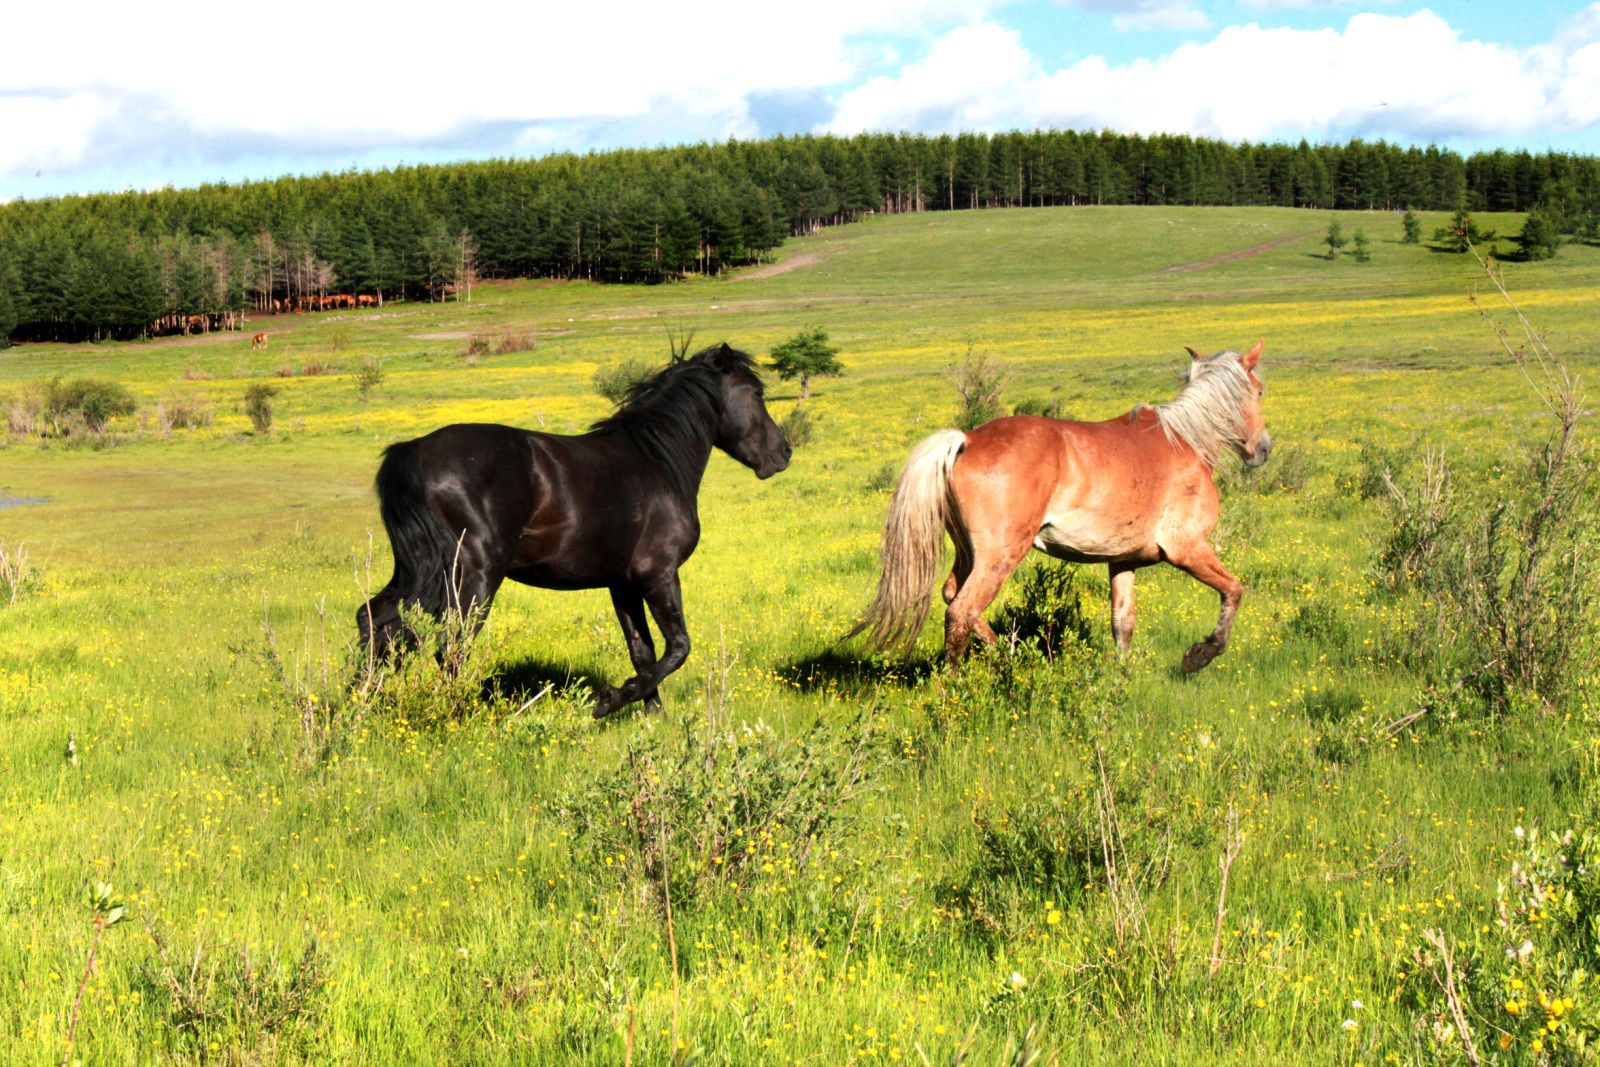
left=593, top=357, right=655, bottom=406
left=948, top=344, right=1009, bottom=431
left=243, top=383, right=277, bottom=433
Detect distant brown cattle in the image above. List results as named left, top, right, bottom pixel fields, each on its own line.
left=251, top=332, right=269, bottom=350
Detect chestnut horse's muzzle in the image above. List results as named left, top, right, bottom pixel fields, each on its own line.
left=1245, top=434, right=1274, bottom=468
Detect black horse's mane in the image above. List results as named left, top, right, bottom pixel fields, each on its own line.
left=589, top=343, right=762, bottom=488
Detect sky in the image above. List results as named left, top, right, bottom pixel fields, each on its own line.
left=4, top=0, right=1600, bottom=202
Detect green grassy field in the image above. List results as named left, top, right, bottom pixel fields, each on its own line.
left=1, top=206, right=1597, bottom=1064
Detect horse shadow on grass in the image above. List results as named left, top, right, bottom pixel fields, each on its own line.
left=482, top=656, right=607, bottom=705
left=775, top=646, right=939, bottom=695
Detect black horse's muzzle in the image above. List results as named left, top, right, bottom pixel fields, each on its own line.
left=757, top=440, right=792, bottom=479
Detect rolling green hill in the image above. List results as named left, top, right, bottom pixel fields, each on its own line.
left=1, top=206, right=1596, bottom=1064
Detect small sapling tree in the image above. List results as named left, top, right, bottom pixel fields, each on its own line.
left=1351, top=229, right=1371, bottom=263
left=1433, top=202, right=1496, bottom=253
left=766, top=326, right=843, bottom=405
left=1517, top=209, right=1561, bottom=261
left=1401, top=210, right=1421, bottom=244
left=1324, top=220, right=1348, bottom=259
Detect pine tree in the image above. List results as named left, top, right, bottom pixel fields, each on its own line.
left=1324, top=220, right=1348, bottom=259
left=1432, top=202, right=1496, bottom=253
left=1351, top=229, right=1371, bottom=263
left=1401, top=210, right=1421, bottom=244
left=1517, top=210, right=1560, bottom=261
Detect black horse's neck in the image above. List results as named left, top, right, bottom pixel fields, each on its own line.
left=590, top=366, right=724, bottom=499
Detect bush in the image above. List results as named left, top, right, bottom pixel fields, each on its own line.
left=1376, top=258, right=1596, bottom=711
left=1012, top=394, right=1066, bottom=419
left=990, top=560, right=1095, bottom=656
left=495, top=330, right=535, bottom=355
left=564, top=708, right=882, bottom=908
left=864, top=461, right=897, bottom=493
left=779, top=404, right=813, bottom=447
left=243, top=383, right=277, bottom=433
left=1400, top=823, right=1600, bottom=1062
left=948, top=345, right=1009, bottom=431
left=592, top=357, right=655, bottom=406
left=154, top=395, right=214, bottom=433
left=46, top=378, right=136, bottom=432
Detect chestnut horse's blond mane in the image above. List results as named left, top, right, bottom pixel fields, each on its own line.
left=1149, top=351, right=1253, bottom=467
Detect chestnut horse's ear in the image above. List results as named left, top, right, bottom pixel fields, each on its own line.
left=1240, top=339, right=1264, bottom=370
left=1184, top=345, right=1205, bottom=362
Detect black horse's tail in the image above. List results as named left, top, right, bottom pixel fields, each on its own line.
left=359, top=441, right=461, bottom=649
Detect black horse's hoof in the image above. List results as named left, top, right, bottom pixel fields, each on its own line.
left=592, top=685, right=623, bottom=719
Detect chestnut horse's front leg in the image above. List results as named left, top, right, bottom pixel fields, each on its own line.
left=1109, top=562, right=1138, bottom=656
left=1166, top=541, right=1243, bottom=673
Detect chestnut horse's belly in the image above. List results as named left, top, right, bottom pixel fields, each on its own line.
left=1032, top=512, right=1157, bottom=564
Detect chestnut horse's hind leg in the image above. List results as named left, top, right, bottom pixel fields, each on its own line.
left=943, top=535, right=1030, bottom=661
left=1167, top=540, right=1244, bottom=673
left=608, top=584, right=662, bottom=712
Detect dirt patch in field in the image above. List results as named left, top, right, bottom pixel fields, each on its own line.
left=412, top=332, right=472, bottom=340
left=1157, top=231, right=1319, bottom=274
left=0, top=495, right=46, bottom=510
left=735, top=252, right=823, bottom=281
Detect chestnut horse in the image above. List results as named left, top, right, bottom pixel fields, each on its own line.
left=855, top=341, right=1272, bottom=672
left=251, top=332, right=269, bottom=349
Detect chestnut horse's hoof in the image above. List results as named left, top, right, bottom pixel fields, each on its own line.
left=592, top=685, right=623, bottom=719
left=1181, top=639, right=1223, bottom=674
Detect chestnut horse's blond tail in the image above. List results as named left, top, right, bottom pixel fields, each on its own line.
left=850, top=429, right=967, bottom=651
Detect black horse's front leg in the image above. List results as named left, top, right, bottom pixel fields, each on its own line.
left=594, top=570, right=691, bottom=719
left=605, top=584, right=662, bottom=714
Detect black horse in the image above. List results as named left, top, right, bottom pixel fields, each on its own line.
left=358, top=343, right=791, bottom=718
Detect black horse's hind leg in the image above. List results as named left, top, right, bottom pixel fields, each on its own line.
left=594, top=569, right=690, bottom=719
left=357, top=586, right=410, bottom=659
left=607, top=584, right=662, bottom=712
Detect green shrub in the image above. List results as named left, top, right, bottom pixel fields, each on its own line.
left=46, top=377, right=136, bottom=432
left=243, top=383, right=277, bottom=433
left=564, top=708, right=882, bottom=909
left=948, top=345, right=1008, bottom=431
left=592, top=357, right=655, bottom=406
left=1400, top=823, right=1600, bottom=1062
left=990, top=560, right=1095, bottom=655
left=779, top=403, right=814, bottom=447
left=1012, top=395, right=1066, bottom=419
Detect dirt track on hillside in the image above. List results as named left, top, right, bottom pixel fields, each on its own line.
left=1157, top=231, right=1318, bottom=274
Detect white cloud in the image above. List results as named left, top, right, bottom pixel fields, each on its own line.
left=1058, top=0, right=1211, bottom=32
left=826, top=7, right=1600, bottom=145
left=0, top=95, right=114, bottom=175
left=0, top=0, right=994, bottom=185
